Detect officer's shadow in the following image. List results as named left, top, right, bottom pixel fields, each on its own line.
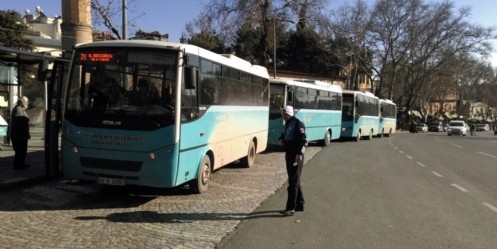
left=75, top=210, right=285, bottom=223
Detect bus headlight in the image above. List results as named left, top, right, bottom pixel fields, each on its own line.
left=149, top=152, right=156, bottom=160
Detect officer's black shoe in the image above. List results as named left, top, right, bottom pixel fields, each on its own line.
left=280, top=210, right=295, bottom=216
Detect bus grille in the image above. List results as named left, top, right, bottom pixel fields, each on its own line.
left=80, top=157, right=142, bottom=172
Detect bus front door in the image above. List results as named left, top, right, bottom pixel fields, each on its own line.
left=44, top=59, right=68, bottom=178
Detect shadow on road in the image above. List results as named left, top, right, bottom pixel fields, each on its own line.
left=74, top=210, right=285, bottom=223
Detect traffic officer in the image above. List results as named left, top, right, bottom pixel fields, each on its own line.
left=278, top=105, right=307, bottom=216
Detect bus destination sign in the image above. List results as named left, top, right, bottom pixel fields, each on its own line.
left=80, top=52, right=113, bottom=62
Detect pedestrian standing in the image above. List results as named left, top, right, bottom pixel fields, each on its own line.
left=10, top=96, right=31, bottom=170
left=470, top=123, right=476, bottom=136
left=278, top=106, right=307, bottom=216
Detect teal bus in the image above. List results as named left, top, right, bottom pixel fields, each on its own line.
left=378, top=99, right=397, bottom=137
left=268, top=79, right=342, bottom=146
left=61, top=40, right=269, bottom=193
left=340, top=90, right=380, bottom=141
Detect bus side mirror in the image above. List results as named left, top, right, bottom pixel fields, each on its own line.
left=37, top=60, right=49, bottom=81
left=185, top=66, right=197, bottom=89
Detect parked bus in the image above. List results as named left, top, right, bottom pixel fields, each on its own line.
left=378, top=99, right=397, bottom=137
left=268, top=79, right=342, bottom=146
left=340, top=90, right=380, bottom=141
left=61, top=40, right=269, bottom=193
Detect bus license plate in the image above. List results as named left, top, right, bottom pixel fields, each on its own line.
left=98, top=177, right=125, bottom=186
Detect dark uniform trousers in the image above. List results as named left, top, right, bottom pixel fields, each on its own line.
left=285, top=152, right=305, bottom=211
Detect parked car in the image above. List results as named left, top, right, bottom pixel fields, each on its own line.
left=416, top=123, right=428, bottom=133
left=428, top=122, right=444, bottom=132
left=476, top=124, right=490, bottom=132
left=447, top=120, right=467, bottom=136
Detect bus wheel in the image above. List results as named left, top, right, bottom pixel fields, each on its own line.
left=190, top=155, right=211, bottom=194
left=355, top=131, right=361, bottom=142
left=241, top=140, right=256, bottom=168
left=321, top=130, right=331, bottom=146
left=367, top=130, right=373, bottom=140
left=378, top=129, right=384, bottom=138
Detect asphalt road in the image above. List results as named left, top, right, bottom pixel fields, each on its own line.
left=217, top=132, right=497, bottom=249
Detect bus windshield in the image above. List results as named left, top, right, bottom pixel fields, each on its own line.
left=65, top=48, right=178, bottom=129
left=342, top=94, right=354, bottom=121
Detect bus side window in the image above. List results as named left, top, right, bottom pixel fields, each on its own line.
left=200, top=77, right=217, bottom=105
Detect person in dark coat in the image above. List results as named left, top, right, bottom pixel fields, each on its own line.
left=278, top=106, right=307, bottom=216
left=10, top=96, right=31, bottom=170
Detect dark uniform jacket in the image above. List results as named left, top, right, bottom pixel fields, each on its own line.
left=279, top=116, right=307, bottom=155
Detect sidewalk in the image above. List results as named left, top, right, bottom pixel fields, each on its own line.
left=0, top=135, right=48, bottom=192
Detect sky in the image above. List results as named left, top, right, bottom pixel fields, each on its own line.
left=1, top=0, right=496, bottom=65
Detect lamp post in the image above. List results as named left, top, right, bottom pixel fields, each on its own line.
left=122, top=0, right=128, bottom=40
left=273, top=18, right=276, bottom=78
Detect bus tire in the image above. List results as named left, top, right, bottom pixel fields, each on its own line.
left=321, top=130, right=331, bottom=146
left=367, top=130, right=373, bottom=140
left=241, top=140, right=256, bottom=168
left=355, top=131, right=361, bottom=142
left=190, top=155, right=211, bottom=194
left=378, top=129, right=384, bottom=138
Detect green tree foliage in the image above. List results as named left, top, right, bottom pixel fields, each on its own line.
left=189, top=30, right=226, bottom=54
left=282, top=29, right=331, bottom=75
left=233, top=23, right=264, bottom=64
left=0, top=10, right=34, bottom=50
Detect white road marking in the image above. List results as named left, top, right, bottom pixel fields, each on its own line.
left=477, top=152, right=497, bottom=159
left=406, top=155, right=413, bottom=159
left=449, top=143, right=463, bottom=148
left=399, top=150, right=404, bottom=154
left=450, top=184, right=469, bottom=193
left=482, top=203, right=497, bottom=213
left=431, top=171, right=443, bottom=178
left=416, top=162, right=426, bottom=167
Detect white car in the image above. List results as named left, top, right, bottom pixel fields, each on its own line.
left=476, top=124, right=490, bottom=132
left=416, top=123, right=428, bottom=133
left=447, top=120, right=467, bottom=136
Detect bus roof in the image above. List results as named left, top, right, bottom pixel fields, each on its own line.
left=342, top=90, right=377, bottom=98
left=74, top=40, right=269, bottom=79
left=380, top=99, right=396, bottom=105
left=270, top=78, right=342, bottom=93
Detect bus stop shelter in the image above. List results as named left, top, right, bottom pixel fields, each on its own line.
left=0, top=45, right=67, bottom=178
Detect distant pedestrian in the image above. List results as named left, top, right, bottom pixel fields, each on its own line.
left=470, top=123, right=476, bottom=136
left=278, top=106, right=307, bottom=216
left=410, top=120, right=417, bottom=133
left=10, top=96, right=31, bottom=170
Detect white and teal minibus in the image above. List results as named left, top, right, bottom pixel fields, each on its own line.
left=340, top=90, right=380, bottom=141
left=378, top=99, right=397, bottom=137
left=268, top=79, right=342, bottom=146
left=61, top=40, right=269, bottom=193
